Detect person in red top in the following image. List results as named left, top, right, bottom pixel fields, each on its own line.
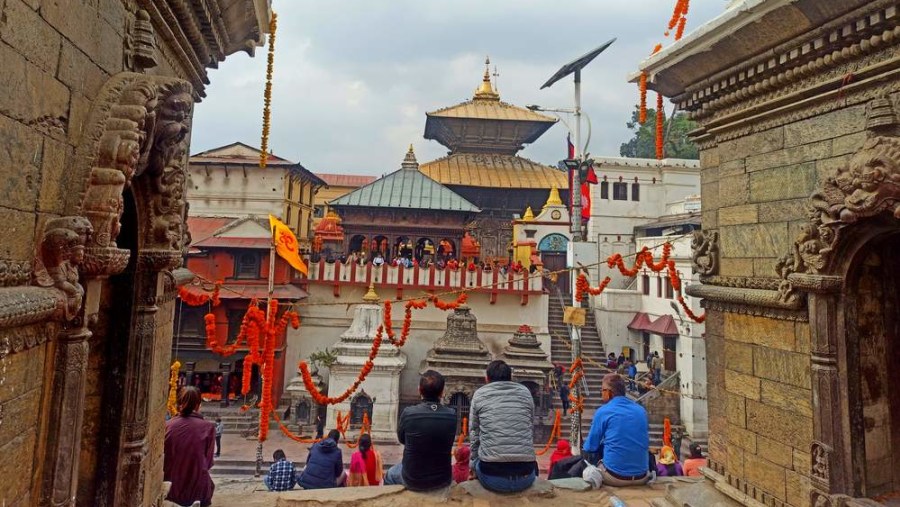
left=547, top=439, right=572, bottom=478
left=348, top=434, right=383, bottom=486
left=467, top=260, right=477, bottom=271
left=682, top=443, right=706, bottom=477
left=452, top=445, right=471, bottom=484
left=164, top=386, right=215, bottom=507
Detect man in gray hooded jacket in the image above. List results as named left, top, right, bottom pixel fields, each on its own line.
left=469, top=360, right=538, bottom=493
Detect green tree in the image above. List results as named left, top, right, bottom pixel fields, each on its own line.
left=619, top=107, right=699, bottom=159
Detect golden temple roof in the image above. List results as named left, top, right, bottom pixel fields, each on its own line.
left=419, top=153, right=567, bottom=189
left=544, top=187, right=563, bottom=208
left=522, top=207, right=535, bottom=221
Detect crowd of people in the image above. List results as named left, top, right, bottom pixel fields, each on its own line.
left=317, top=249, right=542, bottom=276
left=162, top=362, right=705, bottom=506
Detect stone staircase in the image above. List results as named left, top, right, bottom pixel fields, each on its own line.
left=547, top=292, right=608, bottom=442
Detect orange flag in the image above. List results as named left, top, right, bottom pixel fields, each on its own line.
left=268, top=215, right=308, bottom=275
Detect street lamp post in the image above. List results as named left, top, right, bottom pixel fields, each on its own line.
left=539, top=39, right=615, bottom=454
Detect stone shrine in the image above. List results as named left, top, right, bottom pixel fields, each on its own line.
left=500, top=325, right=553, bottom=386
left=326, top=286, right=406, bottom=442
left=421, top=304, right=493, bottom=430
left=285, top=366, right=325, bottom=433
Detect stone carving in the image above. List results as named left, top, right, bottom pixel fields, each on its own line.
left=811, top=441, right=831, bottom=483
left=777, top=96, right=900, bottom=300
left=0, top=260, right=32, bottom=287
left=423, top=306, right=491, bottom=404
left=33, top=216, right=94, bottom=321
left=691, top=230, right=718, bottom=276
left=124, top=9, right=157, bottom=71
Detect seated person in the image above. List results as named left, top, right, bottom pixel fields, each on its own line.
left=384, top=370, right=457, bottom=491
left=547, top=439, right=573, bottom=479
left=452, top=445, right=471, bottom=484
left=264, top=449, right=296, bottom=491
left=583, top=374, right=651, bottom=486
left=682, top=443, right=706, bottom=477
left=298, top=430, right=345, bottom=490
left=469, top=360, right=538, bottom=493
left=656, top=445, right=683, bottom=476
left=372, top=254, right=385, bottom=266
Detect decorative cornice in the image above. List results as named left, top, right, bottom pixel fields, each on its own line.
left=687, top=283, right=808, bottom=321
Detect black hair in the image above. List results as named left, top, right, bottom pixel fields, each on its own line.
left=273, top=449, right=286, bottom=461
left=359, top=433, right=372, bottom=460
left=327, top=429, right=341, bottom=443
left=419, top=370, right=445, bottom=400
left=603, top=374, right=627, bottom=397
left=689, top=443, right=703, bottom=459
left=485, top=360, right=512, bottom=382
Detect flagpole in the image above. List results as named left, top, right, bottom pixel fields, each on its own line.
left=570, top=68, right=583, bottom=455
left=255, top=240, right=276, bottom=478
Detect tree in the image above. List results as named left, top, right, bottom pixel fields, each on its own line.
left=619, top=107, right=699, bottom=159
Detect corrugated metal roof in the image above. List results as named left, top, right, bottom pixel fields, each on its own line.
left=330, top=168, right=480, bottom=212
left=314, top=173, right=377, bottom=187
left=427, top=99, right=557, bottom=123
left=192, top=237, right=271, bottom=249
left=419, top=153, right=567, bottom=189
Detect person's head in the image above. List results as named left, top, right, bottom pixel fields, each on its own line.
left=358, top=434, right=372, bottom=455
left=215, top=417, right=221, bottom=423
left=419, top=370, right=445, bottom=401
left=485, top=360, right=512, bottom=383
left=655, top=351, right=660, bottom=357
left=273, top=449, right=286, bottom=461
left=555, top=439, right=572, bottom=455
left=327, top=429, right=341, bottom=443
left=658, top=445, right=677, bottom=465
left=608, top=353, right=615, bottom=359
left=454, top=444, right=471, bottom=463
left=177, top=386, right=202, bottom=417
left=601, top=374, right=627, bottom=402
left=689, top=443, right=703, bottom=459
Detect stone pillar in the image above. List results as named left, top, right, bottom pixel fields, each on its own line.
left=220, top=362, right=232, bottom=408
left=184, top=361, right=196, bottom=387
left=40, top=327, right=91, bottom=507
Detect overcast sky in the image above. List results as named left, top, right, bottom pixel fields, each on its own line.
left=191, top=1, right=726, bottom=175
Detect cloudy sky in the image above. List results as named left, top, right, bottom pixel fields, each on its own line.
left=192, top=1, right=726, bottom=175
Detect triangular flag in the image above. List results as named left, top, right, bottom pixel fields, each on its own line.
left=268, top=215, right=308, bottom=275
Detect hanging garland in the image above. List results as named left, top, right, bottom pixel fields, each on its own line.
left=430, top=292, right=468, bottom=311
left=271, top=409, right=320, bottom=443
left=455, top=417, right=468, bottom=450
left=638, top=0, right=689, bottom=130
left=535, top=409, right=562, bottom=456
left=638, top=73, right=648, bottom=124
left=167, top=360, right=181, bottom=416
left=178, top=281, right=222, bottom=307
left=656, top=92, right=665, bottom=160
left=567, top=358, right=585, bottom=415
left=258, top=12, right=277, bottom=169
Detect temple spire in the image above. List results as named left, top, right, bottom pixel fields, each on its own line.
left=401, top=144, right=419, bottom=170
left=522, top=206, right=535, bottom=221
left=474, top=56, right=500, bottom=101
left=543, top=186, right=563, bottom=210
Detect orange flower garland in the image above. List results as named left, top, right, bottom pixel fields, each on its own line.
left=575, top=273, right=611, bottom=302
left=535, top=409, right=562, bottom=456
left=656, top=92, right=665, bottom=160
left=271, top=409, right=320, bottom=443
left=167, top=360, right=181, bottom=416
left=178, top=281, right=222, bottom=307
left=455, top=417, right=468, bottom=449
left=431, top=292, right=468, bottom=311
left=638, top=73, right=648, bottom=124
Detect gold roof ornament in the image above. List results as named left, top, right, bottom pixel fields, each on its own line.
left=363, top=283, right=380, bottom=303
left=401, top=144, right=419, bottom=170
left=474, top=56, right=500, bottom=101
left=522, top=206, right=535, bottom=221
left=543, top=186, right=563, bottom=209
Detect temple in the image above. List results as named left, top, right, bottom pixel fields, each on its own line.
left=420, top=60, right=568, bottom=260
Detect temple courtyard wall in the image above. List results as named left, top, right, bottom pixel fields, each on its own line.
left=290, top=285, right=550, bottom=405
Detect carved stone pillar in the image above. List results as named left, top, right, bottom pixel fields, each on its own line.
left=40, top=326, right=91, bottom=507
left=220, top=362, right=232, bottom=408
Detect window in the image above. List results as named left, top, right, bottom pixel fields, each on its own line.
left=657, top=276, right=663, bottom=297
left=286, top=208, right=292, bottom=226
left=178, top=307, right=205, bottom=337
left=642, top=275, right=650, bottom=295
left=235, top=252, right=260, bottom=279
left=314, top=206, right=325, bottom=218
left=226, top=310, right=244, bottom=344
left=665, top=276, right=674, bottom=299
left=600, top=181, right=609, bottom=199
left=632, top=183, right=640, bottom=201
left=613, top=182, right=628, bottom=200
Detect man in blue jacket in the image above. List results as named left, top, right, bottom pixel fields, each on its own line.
left=583, top=373, right=651, bottom=486
left=298, top=429, right=345, bottom=489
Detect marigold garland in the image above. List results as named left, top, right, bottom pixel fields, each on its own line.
left=535, top=409, right=562, bottom=456
left=271, top=409, right=320, bottom=443
left=455, top=417, right=468, bottom=449
left=431, top=292, right=468, bottom=311
left=656, top=92, right=665, bottom=160
left=178, top=281, right=222, bottom=307
left=259, top=12, right=277, bottom=169
left=638, top=73, right=648, bottom=124
left=167, top=360, right=181, bottom=416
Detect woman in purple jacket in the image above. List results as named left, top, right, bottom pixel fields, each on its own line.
left=164, top=387, right=216, bottom=506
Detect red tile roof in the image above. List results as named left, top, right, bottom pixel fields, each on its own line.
left=181, top=283, right=308, bottom=301
left=314, top=173, right=377, bottom=187
left=186, top=217, right=234, bottom=244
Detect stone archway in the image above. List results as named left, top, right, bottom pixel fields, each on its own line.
left=34, top=72, right=194, bottom=507
left=776, top=96, right=900, bottom=505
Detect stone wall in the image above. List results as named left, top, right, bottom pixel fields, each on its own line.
left=640, top=1, right=900, bottom=505
left=0, top=0, right=268, bottom=504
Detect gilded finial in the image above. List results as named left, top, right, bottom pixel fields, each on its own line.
left=401, top=144, right=419, bottom=170
left=522, top=206, right=535, bottom=221
left=543, top=186, right=563, bottom=209
left=363, top=283, right=380, bottom=303
left=474, top=56, right=500, bottom=101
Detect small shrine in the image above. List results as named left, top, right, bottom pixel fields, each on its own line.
left=326, top=285, right=406, bottom=442
left=421, top=305, right=492, bottom=431
left=285, top=365, right=325, bottom=434
left=500, top=325, right=553, bottom=386
left=312, top=210, right=345, bottom=260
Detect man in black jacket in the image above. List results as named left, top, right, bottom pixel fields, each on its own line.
left=384, top=370, right=457, bottom=490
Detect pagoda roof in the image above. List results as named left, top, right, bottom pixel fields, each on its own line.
left=330, top=146, right=480, bottom=213
left=424, top=61, right=557, bottom=154
left=419, top=153, right=567, bottom=189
